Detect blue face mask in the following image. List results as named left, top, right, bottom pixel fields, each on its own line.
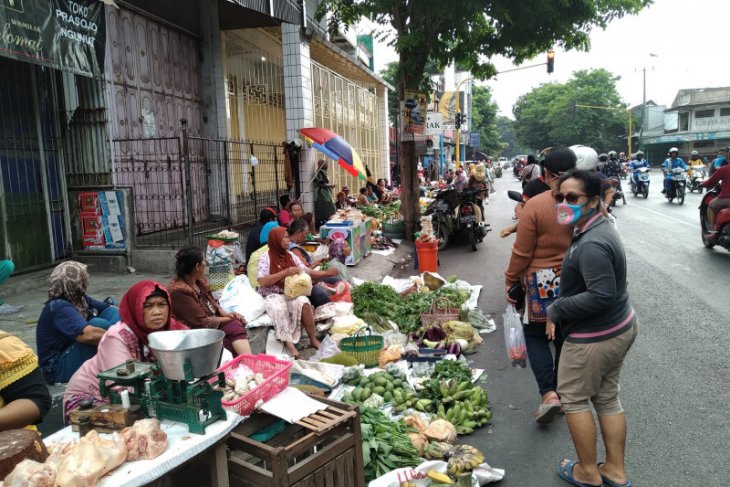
left=556, top=201, right=594, bottom=225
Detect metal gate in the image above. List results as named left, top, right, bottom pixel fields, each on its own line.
left=0, top=57, right=67, bottom=271
left=113, top=128, right=286, bottom=249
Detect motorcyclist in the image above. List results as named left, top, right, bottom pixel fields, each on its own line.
left=701, top=161, right=730, bottom=235
left=661, top=147, right=687, bottom=194
left=687, top=150, right=705, bottom=176
left=597, top=153, right=609, bottom=172
left=710, top=148, right=728, bottom=176
left=629, top=150, right=650, bottom=186
left=603, top=150, right=626, bottom=205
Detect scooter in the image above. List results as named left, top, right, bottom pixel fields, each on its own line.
left=700, top=187, right=730, bottom=251
left=664, top=168, right=687, bottom=205
left=425, top=187, right=489, bottom=251
left=688, top=166, right=707, bottom=193
left=609, top=178, right=626, bottom=207
left=629, top=167, right=651, bottom=198
left=620, top=162, right=629, bottom=180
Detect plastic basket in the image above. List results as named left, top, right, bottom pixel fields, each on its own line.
left=339, top=329, right=383, bottom=368
left=215, top=354, right=292, bottom=416
left=208, top=263, right=234, bottom=291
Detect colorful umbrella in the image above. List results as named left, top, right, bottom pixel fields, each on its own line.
left=299, top=127, right=367, bottom=180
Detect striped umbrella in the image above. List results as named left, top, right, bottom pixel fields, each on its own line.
left=299, top=127, right=367, bottom=180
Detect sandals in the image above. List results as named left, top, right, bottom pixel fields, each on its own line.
left=535, top=400, right=561, bottom=424
left=556, top=460, right=602, bottom=487
left=598, top=462, right=632, bottom=487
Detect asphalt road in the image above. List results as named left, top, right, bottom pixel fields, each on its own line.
left=436, top=172, right=730, bottom=486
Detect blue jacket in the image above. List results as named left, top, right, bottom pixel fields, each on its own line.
left=630, top=160, right=649, bottom=173
left=713, top=156, right=727, bottom=169
left=662, top=157, right=687, bottom=176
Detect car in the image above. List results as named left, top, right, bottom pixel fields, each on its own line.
left=498, top=157, right=508, bottom=164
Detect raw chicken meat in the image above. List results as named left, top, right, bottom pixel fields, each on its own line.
left=2, top=459, right=56, bottom=487
left=55, top=431, right=127, bottom=487
left=119, top=419, right=168, bottom=461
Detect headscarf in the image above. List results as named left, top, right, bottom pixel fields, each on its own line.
left=119, top=280, right=187, bottom=347
left=260, top=221, right=280, bottom=244
left=266, top=227, right=296, bottom=287
left=0, top=331, right=38, bottom=392
left=48, top=261, right=89, bottom=316
left=329, top=238, right=348, bottom=264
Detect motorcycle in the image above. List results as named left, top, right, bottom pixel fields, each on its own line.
left=608, top=177, right=626, bottom=207
left=664, top=167, right=687, bottom=205
left=425, top=187, right=490, bottom=251
left=699, top=187, right=730, bottom=251
left=629, top=167, right=651, bottom=198
left=620, top=162, right=629, bottom=180
left=688, top=166, right=707, bottom=193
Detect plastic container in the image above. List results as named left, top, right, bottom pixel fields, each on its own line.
left=215, top=354, right=291, bottom=416
left=416, top=240, right=439, bottom=273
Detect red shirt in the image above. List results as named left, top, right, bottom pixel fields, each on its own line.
left=703, top=164, right=730, bottom=198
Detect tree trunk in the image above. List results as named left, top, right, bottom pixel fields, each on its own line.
left=400, top=139, right=419, bottom=240
left=398, top=58, right=422, bottom=242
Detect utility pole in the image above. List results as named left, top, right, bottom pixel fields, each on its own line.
left=637, top=54, right=657, bottom=152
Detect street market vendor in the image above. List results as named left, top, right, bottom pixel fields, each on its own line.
left=63, top=280, right=187, bottom=422
left=169, top=247, right=252, bottom=356
left=36, top=261, right=121, bottom=384
left=257, top=227, right=320, bottom=357
left=0, top=331, right=51, bottom=431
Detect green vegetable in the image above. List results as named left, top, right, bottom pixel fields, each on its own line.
left=321, top=352, right=359, bottom=366
left=359, top=406, right=421, bottom=481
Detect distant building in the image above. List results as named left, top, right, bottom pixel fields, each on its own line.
left=640, top=87, right=730, bottom=163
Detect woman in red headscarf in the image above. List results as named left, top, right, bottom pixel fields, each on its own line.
left=257, top=227, right=319, bottom=357
left=62, top=281, right=187, bottom=422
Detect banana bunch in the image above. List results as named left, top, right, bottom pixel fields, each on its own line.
left=434, top=384, right=492, bottom=434
left=446, top=444, right=485, bottom=476
left=423, top=441, right=451, bottom=460
left=392, top=388, right=419, bottom=412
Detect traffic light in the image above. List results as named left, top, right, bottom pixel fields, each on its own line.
left=547, top=50, right=555, bottom=74
left=455, top=112, right=462, bottom=129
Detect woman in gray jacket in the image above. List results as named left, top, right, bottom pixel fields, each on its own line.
left=546, top=170, right=638, bottom=487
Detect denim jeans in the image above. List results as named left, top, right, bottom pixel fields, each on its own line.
left=524, top=321, right=565, bottom=397
left=52, top=306, right=120, bottom=384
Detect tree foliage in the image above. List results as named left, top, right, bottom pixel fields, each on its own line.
left=317, top=0, right=652, bottom=238
left=379, top=61, right=400, bottom=127
left=496, top=116, right=531, bottom=158
left=470, top=86, right=503, bottom=156
left=513, top=69, right=628, bottom=152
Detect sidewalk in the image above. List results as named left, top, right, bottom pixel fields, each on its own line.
left=0, top=242, right=413, bottom=436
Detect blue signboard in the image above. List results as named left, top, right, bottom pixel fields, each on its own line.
left=470, top=132, right=480, bottom=147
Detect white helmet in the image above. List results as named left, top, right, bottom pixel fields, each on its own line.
left=570, top=145, right=599, bottom=171
left=669, top=147, right=679, bottom=154
left=691, top=150, right=699, bottom=156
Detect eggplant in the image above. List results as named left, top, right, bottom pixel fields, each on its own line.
left=424, top=325, right=447, bottom=342
left=446, top=342, right=462, bottom=357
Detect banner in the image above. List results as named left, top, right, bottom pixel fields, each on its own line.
left=425, top=112, right=443, bottom=136
left=400, top=92, right=428, bottom=141
left=0, top=0, right=106, bottom=77
left=437, top=91, right=467, bottom=124
left=470, top=132, right=480, bottom=147
left=79, top=191, right=126, bottom=250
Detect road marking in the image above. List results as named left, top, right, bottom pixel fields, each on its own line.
left=623, top=201, right=697, bottom=228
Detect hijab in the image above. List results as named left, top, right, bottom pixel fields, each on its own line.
left=260, top=221, right=280, bottom=244
left=266, top=227, right=296, bottom=287
left=119, top=280, right=187, bottom=347
left=48, top=261, right=89, bottom=316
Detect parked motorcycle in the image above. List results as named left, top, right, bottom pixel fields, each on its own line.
left=688, top=166, right=707, bottom=193
left=629, top=167, right=651, bottom=198
left=700, top=187, right=730, bottom=251
left=664, top=167, right=687, bottom=205
left=425, top=187, right=490, bottom=251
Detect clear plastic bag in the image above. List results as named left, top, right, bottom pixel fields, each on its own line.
left=503, top=305, right=527, bottom=368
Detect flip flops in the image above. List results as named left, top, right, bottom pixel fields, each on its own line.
left=535, top=401, right=561, bottom=424
left=598, top=462, right=632, bottom=487
left=556, top=460, right=603, bottom=487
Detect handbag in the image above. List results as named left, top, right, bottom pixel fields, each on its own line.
left=526, top=267, right=560, bottom=322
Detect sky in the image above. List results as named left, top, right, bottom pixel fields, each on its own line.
left=369, top=0, right=730, bottom=118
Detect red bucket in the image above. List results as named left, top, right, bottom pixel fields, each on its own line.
left=415, top=240, right=439, bottom=273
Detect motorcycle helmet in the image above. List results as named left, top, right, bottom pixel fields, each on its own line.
left=635, top=150, right=644, bottom=159
left=598, top=153, right=609, bottom=162
left=669, top=147, right=679, bottom=154
left=691, top=150, right=699, bottom=156
left=608, top=150, right=618, bottom=160
left=570, top=145, right=599, bottom=171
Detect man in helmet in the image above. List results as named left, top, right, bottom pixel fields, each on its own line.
left=629, top=151, right=650, bottom=187
left=661, top=148, right=687, bottom=193
left=710, top=148, right=728, bottom=176
left=687, top=150, right=706, bottom=183
left=603, top=150, right=625, bottom=205
left=597, top=153, right=609, bottom=172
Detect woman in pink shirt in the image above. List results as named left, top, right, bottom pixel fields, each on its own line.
left=63, top=280, right=187, bottom=422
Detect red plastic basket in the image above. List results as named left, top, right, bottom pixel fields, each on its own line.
left=214, top=354, right=292, bottom=416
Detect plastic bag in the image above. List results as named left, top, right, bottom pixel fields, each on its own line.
left=503, top=305, right=527, bottom=368
left=368, top=460, right=504, bottom=487
left=284, top=272, right=313, bottom=298
left=308, top=335, right=341, bottom=362
left=218, top=275, right=266, bottom=322
left=330, top=282, right=352, bottom=303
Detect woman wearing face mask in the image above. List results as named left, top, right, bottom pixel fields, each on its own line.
left=548, top=170, right=638, bottom=487
left=62, top=281, right=187, bottom=422
left=504, top=147, right=577, bottom=425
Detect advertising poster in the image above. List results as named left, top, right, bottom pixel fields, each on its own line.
left=79, top=191, right=126, bottom=250
left=0, top=0, right=106, bottom=77
left=400, top=92, right=428, bottom=141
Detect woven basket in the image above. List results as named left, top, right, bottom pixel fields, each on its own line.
left=208, top=263, right=234, bottom=291
left=381, top=219, right=405, bottom=239
left=339, top=329, right=383, bottom=368
left=420, top=297, right=460, bottom=327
